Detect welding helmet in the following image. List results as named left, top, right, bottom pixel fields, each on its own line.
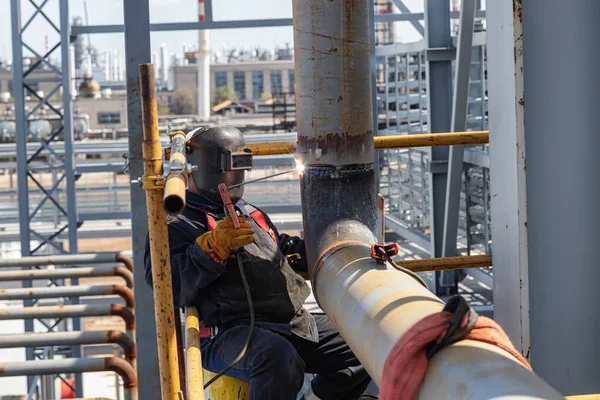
left=186, top=126, right=253, bottom=204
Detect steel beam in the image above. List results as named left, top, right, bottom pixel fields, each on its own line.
left=424, top=0, right=454, bottom=295
left=391, top=0, right=425, bottom=36
left=521, top=0, right=600, bottom=394
left=486, top=0, right=529, bottom=358
left=70, top=13, right=486, bottom=35
left=123, top=0, right=160, bottom=397
left=440, top=0, right=476, bottom=285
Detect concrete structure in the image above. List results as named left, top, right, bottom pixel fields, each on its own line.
left=171, top=60, right=295, bottom=113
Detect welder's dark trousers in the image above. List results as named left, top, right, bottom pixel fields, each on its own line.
left=201, top=313, right=372, bottom=400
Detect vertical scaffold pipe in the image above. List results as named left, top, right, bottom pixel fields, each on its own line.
left=139, top=63, right=182, bottom=400
left=292, top=1, right=563, bottom=398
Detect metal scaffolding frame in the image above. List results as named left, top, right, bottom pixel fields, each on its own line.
left=4, top=0, right=493, bottom=397
left=10, top=0, right=82, bottom=396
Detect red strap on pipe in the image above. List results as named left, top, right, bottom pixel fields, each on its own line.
left=379, top=312, right=531, bottom=400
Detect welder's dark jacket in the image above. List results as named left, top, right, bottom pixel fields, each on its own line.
left=144, top=191, right=318, bottom=342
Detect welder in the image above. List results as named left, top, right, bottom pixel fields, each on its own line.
left=144, top=126, right=372, bottom=400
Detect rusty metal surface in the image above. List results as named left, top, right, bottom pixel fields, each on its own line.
left=184, top=307, right=205, bottom=400
left=0, top=304, right=135, bottom=331
left=300, top=166, right=378, bottom=276
left=292, top=0, right=374, bottom=166
left=0, top=252, right=128, bottom=268
left=0, top=357, right=138, bottom=400
left=0, top=330, right=135, bottom=364
left=139, top=63, right=182, bottom=400
left=0, top=265, right=134, bottom=289
left=0, top=285, right=134, bottom=308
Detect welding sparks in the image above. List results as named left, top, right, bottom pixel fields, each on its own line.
left=295, top=159, right=305, bottom=173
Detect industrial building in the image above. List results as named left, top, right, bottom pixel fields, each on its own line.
left=0, top=0, right=597, bottom=399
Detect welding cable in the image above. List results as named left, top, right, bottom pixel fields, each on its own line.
left=203, top=251, right=255, bottom=390
left=377, top=247, right=428, bottom=289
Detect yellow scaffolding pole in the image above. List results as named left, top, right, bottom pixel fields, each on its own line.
left=243, top=131, right=490, bottom=156
left=397, top=254, right=492, bottom=273
left=139, top=63, right=182, bottom=400
left=247, top=141, right=297, bottom=156
left=374, top=130, right=489, bottom=148
left=185, top=307, right=205, bottom=400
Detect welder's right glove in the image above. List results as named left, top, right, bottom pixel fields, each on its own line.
left=196, top=216, right=255, bottom=262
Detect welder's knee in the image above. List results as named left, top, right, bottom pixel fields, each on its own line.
left=251, top=334, right=305, bottom=385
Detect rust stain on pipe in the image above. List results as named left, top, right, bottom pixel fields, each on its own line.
left=114, top=266, right=134, bottom=289
left=110, top=304, right=135, bottom=331
left=104, top=356, right=138, bottom=389
left=106, top=330, right=136, bottom=362
left=115, top=254, right=133, bottom=272
left=111, top=285, right=135, bottom=308
left=115, top=253, right=133, bottom=272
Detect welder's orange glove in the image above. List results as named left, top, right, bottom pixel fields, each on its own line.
left=196, top=216, right=255, bottom=261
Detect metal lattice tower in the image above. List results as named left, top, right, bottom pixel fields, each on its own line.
left=10, top=0, right=81, bottom=396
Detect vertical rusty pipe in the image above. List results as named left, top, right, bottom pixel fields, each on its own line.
left=293, top=0, right=378, bottom=274
left=292, top=1, right=562, bottom=398
left=139, top=63, right=182, bottom=400
left=184, top=307, right=205, bottom=400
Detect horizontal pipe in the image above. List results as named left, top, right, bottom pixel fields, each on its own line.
left=247, top=141, right=297, bottom=156
left=0, top=252, right=132, bottom=271
left=195, top=131, right=489, bottom=156
left=0, top=285, right=134, bottom=308
left=0, top=357, right=137, bottom=400
left=314, top=240, right=562, bottom=398
left=0, top=330, right=135, bottom=363
left=0, top=304, right=135, bottom=330
left=0, top=265, right=134, bottom=288
left=397, top=254, right=492, bottom=273
left=374, top=131, right=489, bottom=149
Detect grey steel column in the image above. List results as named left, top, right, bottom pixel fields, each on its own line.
left=424, top=0, right=453, bottom=295
left=10, top=0, right=35, bottom=392
left=523, top=0, right=600, bottom=394
left=123, top=0, right=160, bottom=398
left=60, top=0, right=82, bottom=395
left=441, top=0, right=476, bottom=262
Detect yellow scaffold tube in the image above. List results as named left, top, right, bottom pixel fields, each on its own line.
left=243, top=131, right=489, bottom=156
left=139, top=63, right=182, bottom=400
left=185, top=307, right=205, bottom=400
left=374, top=130, right=489, bottom=149
left=397, top=254, right=492, bottom=273
left=247, top=141, right=297, bottom=156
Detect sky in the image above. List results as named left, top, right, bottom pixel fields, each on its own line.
left=0, top=0, right=427, bottom=64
